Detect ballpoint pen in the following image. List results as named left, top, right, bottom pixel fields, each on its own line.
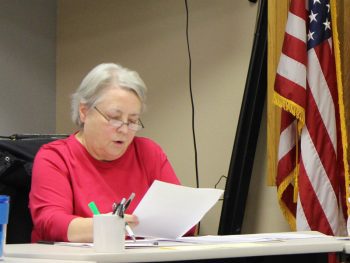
left=112, top=202, right=120, bottom=215
left=124, top=192, right=135, bottom=211
left=116, top=198, right=126, bottom=217
left=112, top=198, right=125, bottom=215
left=125, top=222, right=136, bottom=242
left=112, top=194, right=137, bottom=242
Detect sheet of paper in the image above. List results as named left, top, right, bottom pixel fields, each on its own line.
left=54, top=242, right=93, bottom=248
left=176, top=232, right=327, bottom=244
left=125, top=239, right=195, bottom=248
left=132, top=180, right=224, bottom=239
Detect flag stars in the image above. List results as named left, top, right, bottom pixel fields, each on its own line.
left=326, top=4, right=330, bottom=12
left=323, top=18, right=331, bottom=31
left=308, top=30, right=315, bottom=41
left=313, top=0, right=321, bottom=4
left=309, top=10, right=318, bottom=23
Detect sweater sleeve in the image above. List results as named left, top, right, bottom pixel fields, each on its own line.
left=29, top=146, right=78, bottom=242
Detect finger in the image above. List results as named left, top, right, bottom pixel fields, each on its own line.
left=124, top=214, right=139, bottom=226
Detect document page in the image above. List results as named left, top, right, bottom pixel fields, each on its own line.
left=132, top=180, right=224, bottom=239
left=176, top=232, right=328, bottom=244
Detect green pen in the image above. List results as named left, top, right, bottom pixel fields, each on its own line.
left=88, top=201, right=101, bottom=215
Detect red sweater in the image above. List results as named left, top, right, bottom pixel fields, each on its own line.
left=29, top=134, right=181, bottom=242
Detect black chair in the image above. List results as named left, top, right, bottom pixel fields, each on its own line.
left=0, top=134, right=67, bottom=243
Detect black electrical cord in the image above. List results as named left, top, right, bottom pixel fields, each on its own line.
left=185, top=0, right=201, bottom=235
left=184, top=0, right=199, bottom=189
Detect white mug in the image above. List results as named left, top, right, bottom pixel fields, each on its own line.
left=93, top=214, right=125, bottom=253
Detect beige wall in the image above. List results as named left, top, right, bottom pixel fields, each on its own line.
left=0, top=0, right=56, bottom=135
left=57, top=0, right=290, bottom=235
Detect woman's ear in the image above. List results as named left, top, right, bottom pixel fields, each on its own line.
left=79, top=103, right=89, bottom=124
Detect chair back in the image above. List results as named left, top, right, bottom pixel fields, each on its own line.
left=0, top=134, right=67, bottom=243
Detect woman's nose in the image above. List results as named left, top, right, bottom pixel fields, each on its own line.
left=116, top=122, right=129, bottom=133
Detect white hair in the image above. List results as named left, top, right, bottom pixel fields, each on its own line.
left=71, top=63, right=147, bottom=127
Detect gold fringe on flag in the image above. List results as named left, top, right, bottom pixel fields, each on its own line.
left=273, top=92, right=305, bottom=134
left=330, top=0, right=350, bottom=216
left=277, top=169, right=297, bottom=230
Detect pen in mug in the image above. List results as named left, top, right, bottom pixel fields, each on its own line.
left=112, top=202, right=120, bottom=215
left=124, top=192, right=135, bottom=211
left=112, top=198, right=125, bottom=215
left=88, top=201, right=101, bottom=215
left=116, top=198, right=126, bottom=217
left=118, top=198, right=127, bottom=217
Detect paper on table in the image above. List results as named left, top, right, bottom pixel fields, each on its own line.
left=132, top=180, right=224, bottom=239
left=125, top=239, right=195, bottom=248
left=176, top=232, right=328, bottom=244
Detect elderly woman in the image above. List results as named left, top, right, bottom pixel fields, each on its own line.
left=29, top=63, right=184, bottom=243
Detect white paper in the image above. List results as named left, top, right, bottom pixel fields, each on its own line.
left=125, top=239, right=194, bottom=248
left=54, top=242, right=93, bottom=248
left=46, top=232, right=326, bottom=249
left=176, top=232, right=327, bottom=244
left=132, top=180, right=224, bottom=239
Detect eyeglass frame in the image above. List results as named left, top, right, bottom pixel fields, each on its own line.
left=94, top=106, right=144, bottom=131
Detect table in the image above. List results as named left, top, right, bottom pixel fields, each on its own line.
left=2, top=257, right=94, bottom=263
left=4, top=232, right=344, bottom=263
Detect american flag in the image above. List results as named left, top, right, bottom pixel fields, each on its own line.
left=274, top=0, right=348, bottom=236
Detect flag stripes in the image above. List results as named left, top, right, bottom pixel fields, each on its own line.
left=274, top=0, right=347, bottom=237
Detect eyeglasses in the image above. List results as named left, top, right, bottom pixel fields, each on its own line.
left=94, top=106, right=144, bottom=131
